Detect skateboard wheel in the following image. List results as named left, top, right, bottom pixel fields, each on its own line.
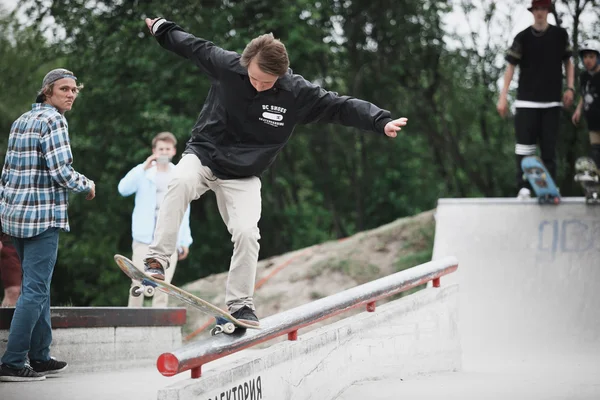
left=223, top=323, right=236, bottom=334
left=211, top=326, right=224, bottom=336
left=553, top=197, right=560, bottom=205
left=130, top=286, right=142, bottom=297
left=144, top=286, right=155, bottom=297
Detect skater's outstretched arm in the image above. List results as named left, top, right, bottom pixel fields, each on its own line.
left=145, top=17, right=238, bottom=80
left=295, top=78, right=406, bottom=137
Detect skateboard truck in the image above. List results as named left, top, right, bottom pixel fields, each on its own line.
left=130, top=279, right=157, bottom=298
left=210, top=317, right=236, bottom=335
left=574, top=172, right=599, bottom=183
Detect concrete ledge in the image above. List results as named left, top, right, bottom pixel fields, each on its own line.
left=0, top=307, right=186, bottom=373
left=0, top=307, right=186, bottom=329
left=437, top=196, right=588, bottom=205
left=158, top=285, right=460, bottom=400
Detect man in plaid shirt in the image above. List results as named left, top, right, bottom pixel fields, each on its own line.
left=0, top=68, right=95, bottom=382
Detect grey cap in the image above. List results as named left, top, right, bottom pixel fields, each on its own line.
left=40, top=68, right=77, bottom=91
left=36, top=68, right=78, bottom=102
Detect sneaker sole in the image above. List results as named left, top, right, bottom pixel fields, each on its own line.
left=236, top=319, right=260, bottom=327
left=0, top=375, right=46, bottom=382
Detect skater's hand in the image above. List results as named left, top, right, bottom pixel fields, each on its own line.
left=384, top=118, right=408, bottom=138
left=563, top=89, right=574, bottom=108
left=143, top=154, right=158, bottom=170
left=145, top=18, right=160, bottom=34
left=86, top=181, right=96, bottom=200
left=572, top=109, right=581, bottom=125
left=497, top=96, right=509, bottom=118
left=178, top=246, right=189, bottom=260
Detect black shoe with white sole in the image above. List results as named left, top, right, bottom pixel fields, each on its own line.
left=0, top=363, right=46, bottom=382
left=30, top=357, right=68, bottom=376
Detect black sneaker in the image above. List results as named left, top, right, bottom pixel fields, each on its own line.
left=0, top=363, right=46, bottom=382
left=231, top=306, right=260, bottom=327
left=144, top=258, right=165, bottom=280
left=30, top=357, right=68, bottom=376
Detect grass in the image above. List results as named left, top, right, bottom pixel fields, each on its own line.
left=390, top=219, right=436, bottom=299
left=309, top=258, right=381, bottom=284
left=394, top=222, right=435, bottom=273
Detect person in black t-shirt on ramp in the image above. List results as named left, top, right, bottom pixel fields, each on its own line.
left=496, top=0, right=574, bottom=199
left=572, top=39, right=600, bottom=168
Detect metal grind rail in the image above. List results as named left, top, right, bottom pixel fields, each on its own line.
left=157, top=256, right=459, bottom=378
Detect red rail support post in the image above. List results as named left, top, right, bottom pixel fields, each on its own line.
left=191, top=366, right=201, bottom=378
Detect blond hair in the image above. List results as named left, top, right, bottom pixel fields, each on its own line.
left=152, top=131, right=177, bottom=148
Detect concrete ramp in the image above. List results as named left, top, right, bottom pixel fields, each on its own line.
left=337, top=198, right=600, bottom=400
left=432, top=198, right=600, bottom=369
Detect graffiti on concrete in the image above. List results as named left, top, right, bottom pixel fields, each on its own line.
left=538, top=219, right=600, bottom=259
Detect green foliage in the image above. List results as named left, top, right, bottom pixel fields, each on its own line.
left=0, top=10, right=59, bottom=152
left=0, top=0, right=597, bottom=306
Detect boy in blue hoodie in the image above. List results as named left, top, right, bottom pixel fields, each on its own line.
left=118, top=132, right=193, bottom=307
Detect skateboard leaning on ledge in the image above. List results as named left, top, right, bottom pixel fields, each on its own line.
left=521, top=156, right=561, bottom=205
left=114, top=254, right=260, bottom=335
left=574, top=156, right=600, bottom=204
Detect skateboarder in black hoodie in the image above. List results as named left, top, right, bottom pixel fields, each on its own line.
left=142, top=17, right=408, bottom=325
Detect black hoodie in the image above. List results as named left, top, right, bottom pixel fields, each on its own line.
left=152, top=19, right=393, bottom=179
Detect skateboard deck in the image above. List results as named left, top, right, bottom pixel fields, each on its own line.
left=114, top=254, right=260, bottom=334
left=521, top=156, right=561, bottom=204
left=574, top=156, right=600, bottom=204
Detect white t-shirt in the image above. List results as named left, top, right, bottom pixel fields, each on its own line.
left=154, top=169, right=173, bottom=217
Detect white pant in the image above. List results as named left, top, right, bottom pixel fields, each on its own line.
left=128, top=240, right=178, bottom=308
left=146, top=154, right=262, bottom=313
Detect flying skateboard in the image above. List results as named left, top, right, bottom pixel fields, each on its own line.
left=114, top=254, right=260, bottom=335
left=574, top=156, right=600, bottom=204
left=521, top=156, right=561, bottom=205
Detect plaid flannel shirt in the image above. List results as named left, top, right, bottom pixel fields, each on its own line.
left=0, top=103, right=92, bottom=238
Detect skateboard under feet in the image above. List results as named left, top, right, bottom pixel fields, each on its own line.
left=114, top=254, right=260, bottom=335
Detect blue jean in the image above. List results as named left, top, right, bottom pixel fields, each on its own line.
left=1, top=228, right=59, bottom=368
